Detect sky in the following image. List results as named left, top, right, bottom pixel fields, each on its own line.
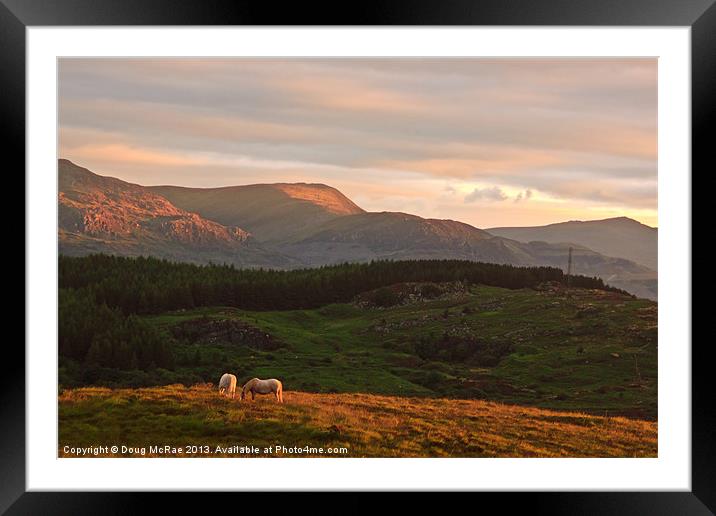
left=58, top=58, right=657, bottom=228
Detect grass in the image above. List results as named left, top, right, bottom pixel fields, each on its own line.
left=125, top=284, right=656, bottom=419
left=58, top=384, right=657, bottom=458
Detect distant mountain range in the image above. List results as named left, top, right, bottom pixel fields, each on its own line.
left=488, top=217, right=657, bottom=271
left=58, top=159, right=657, bottom=299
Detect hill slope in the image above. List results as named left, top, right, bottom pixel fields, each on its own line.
left=60, top=276, right=657, bottom=419
left=58, top=159, right=296, bottom=268
left=281, top=212, right=653, bottom=284
left=488, top=217, right=658, bottom=271
left=149, top=182, right=364, bottom=243
left=59, top=385, right=657, bottom=458
left=278, top=211, right=511, bottom=263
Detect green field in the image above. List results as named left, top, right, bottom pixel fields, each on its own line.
left=61, top=282, right=657, bottom=419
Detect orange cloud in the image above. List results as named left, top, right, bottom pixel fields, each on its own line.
left=64, top=143, right=198, bottom=167
left=381, top=152, right=567, bottom=178
left=60, top=98, right=322, bottom=144
left=282, top=75, right=427, bottom=114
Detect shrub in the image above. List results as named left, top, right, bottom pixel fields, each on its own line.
left=413, top=333, right=514, bottom=366
left=419, top=283, right=442, bottom=298
left=372, top=287, right=400, bottom=307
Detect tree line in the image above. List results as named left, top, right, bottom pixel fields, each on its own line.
left=60, top=288, right=174, bottom=371
left=59, top=254, right=624, bottom=315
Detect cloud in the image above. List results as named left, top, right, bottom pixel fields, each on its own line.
left=465, top=186, right=508, bottom=203
left=58, top=57, right=657, bottom=226
left=514, top=189, right=533, bottom=203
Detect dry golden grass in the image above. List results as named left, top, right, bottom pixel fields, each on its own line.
left=59, top=384, right=657, bottom=458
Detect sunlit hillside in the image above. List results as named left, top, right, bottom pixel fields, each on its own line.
left=59, top=384, right=657, bottom=458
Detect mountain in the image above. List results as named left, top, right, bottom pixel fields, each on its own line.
left=148, top=182, right=364, bottom=243
left=58, top=160, right=656, bottom=299
left=278, top=212, right=652, bottom=283
left=148, top=180, right=652, bottom=287
left=58, top=159, right=296, bottom=268
left=144, top=181, right=652, bottom=285
left=488, top=217, right=657, bottom=271
left=278, top=211, right=503, bottom=263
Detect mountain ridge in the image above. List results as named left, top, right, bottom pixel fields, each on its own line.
left=58, top=159, right=657, bottom=299
left=488, top=217, right=657, bottom=271
left=149, top=182, right=364, bottom=244
left=58, top=159, right=297, bottom=268
left=493, top=215, right=655, bottom=230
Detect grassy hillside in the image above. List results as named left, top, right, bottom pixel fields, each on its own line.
left=58, top=385, right=657, bottom=458
left=61, top=283, right=657, bottom=419
left=149, top=182, right=364, bottom=244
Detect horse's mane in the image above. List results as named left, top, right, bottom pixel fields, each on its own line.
left=242, top=378, right=259, bottom=389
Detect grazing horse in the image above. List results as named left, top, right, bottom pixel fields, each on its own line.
left=218, top=373, right=237, bottom=398
left=241, top=378, right=283, bottom=403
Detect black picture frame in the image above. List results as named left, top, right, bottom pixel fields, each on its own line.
left=5, top=0, right=712, bottom=512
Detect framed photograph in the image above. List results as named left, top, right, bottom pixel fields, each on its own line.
left=8, top=0, right=712, bottom=511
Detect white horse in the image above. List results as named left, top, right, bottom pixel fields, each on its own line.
left=218, top=373, right=237, bottom=398
left=241, top=378, right=283, bottom=403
